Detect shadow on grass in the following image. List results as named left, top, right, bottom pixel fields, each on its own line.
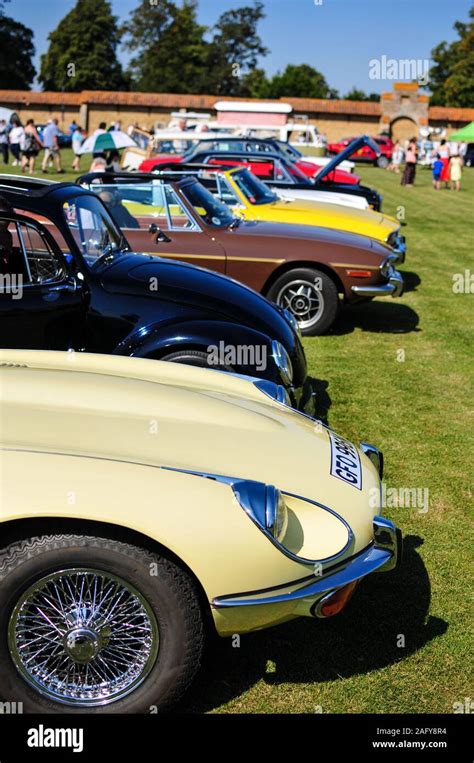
left=331, top=299, right=420, bottom=335
left=308, top=377, right=331, bottom=425
left=401, top=271, right=421, bottom=293
left=181, top=535, right=447, bottom=712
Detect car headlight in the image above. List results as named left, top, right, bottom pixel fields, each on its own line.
left=231, top=481, right=288, bottom=545
left=265, top=486, right=289, bottom=542
left=283, top=308, right=301, bottom=337
left=253, top=379, right=292, bottom=407
left=272, top=340, right=293, bottom=385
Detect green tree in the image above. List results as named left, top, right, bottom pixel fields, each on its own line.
left=344, top=87, right=380, bottom=102
left=239, top=67, right=271, bottom=98
left=123, top=0, right=210, bottom=93
left=0, top=14, right=36, bottom=89
left=205, top=2, right=268, bottom=96
left=428, top=5, right=474, bottom=107
left=39, top=0, right=127, bottom=91
left=264, top=64, right=337, bottom=99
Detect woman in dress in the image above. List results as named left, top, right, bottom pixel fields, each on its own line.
left=401, top=138, right=418, bottom=186
left=449, top=154, right=463, bottom=191
left=390, top=141, right=404, bottom=173
left=438, top=139, right=450, bottom=187
left=21, top=119, right=43, bottom=174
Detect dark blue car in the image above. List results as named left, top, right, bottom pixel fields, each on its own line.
left=0, top=178, right=313, bottom=412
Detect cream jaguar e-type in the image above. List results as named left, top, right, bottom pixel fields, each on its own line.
left=0, top=350, right=401, bottom=712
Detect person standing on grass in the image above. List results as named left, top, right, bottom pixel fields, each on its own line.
left=41, top=118, right=64, bottom=174
left=432, top=153, right=443, bottom=190
left=0, top=120, right=9, bottom=164
left=21, top=119, right=43, bottom=175
left=449, top=154, right=463, bottom=191
left=401, top=137, right=418, bottom=186
left=8, top=117, right=24, bottom=167
left=390, top=140, right=404, bottom=173
left=71, top=126, right=85, bottom=171
left=438, top=139, right=450, bottom=187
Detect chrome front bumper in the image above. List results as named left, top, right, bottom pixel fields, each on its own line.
left=212, top=516, right=402, bottom=634
left=387, top=233, right=407, bottom=265
left=351, top=270, right=404, bottom=298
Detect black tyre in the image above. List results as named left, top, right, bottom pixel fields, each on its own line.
left=160, top=349, right=233, bottom=372
left=0, top=535, right=204, bottom=713
left=267, top=267, right=339, bottom=336
left=376, top=155, right=390, bottom=169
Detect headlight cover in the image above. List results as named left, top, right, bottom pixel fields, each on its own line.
left=283, top=308, right=301, bottom=337
left=265, top=485, right=289, bottom=542
left=272, top=340, right=293, bottom=385
left=253, top=379, right=292, bottom=407
left=232, top=481, right=288, bottom=544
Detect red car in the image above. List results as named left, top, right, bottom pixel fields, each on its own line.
left=140, top=152, right=359, bottom=185
left=327, top=135, right=393, bottom=168
left=140, top=137, right=359, bottom=184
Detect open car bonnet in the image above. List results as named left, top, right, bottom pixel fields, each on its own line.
left=314, top=135, right=382, bottom=183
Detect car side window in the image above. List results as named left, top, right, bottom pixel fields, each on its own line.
left=163, top=186, right=196, bottom=230
left=19, top=222, right=65, bottom=284
left=93, top=183, right=196, bottom=232
left=0, top=218, right=64, bottom=286
left=215, top=175, right=239, bottom=205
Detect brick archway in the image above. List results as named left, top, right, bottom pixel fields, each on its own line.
left=390, top=116, right=418, bottom=141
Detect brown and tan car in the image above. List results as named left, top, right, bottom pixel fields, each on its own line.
left=78, top=172, right=404, bottom=336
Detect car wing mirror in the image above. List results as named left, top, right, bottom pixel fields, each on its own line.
left=148, top=223, right=170, bottom=243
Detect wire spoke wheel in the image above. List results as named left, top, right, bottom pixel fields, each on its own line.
left=276, top=279, right=325, bottom=330
left=8, top=568, right=159, bottom=707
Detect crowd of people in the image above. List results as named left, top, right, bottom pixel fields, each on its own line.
left=389, top=136, right=466, bottom=191
left=0, top=117, right=124, bottom=175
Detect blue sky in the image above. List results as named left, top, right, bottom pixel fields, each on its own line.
left=4, top=0, right=472, bottom=94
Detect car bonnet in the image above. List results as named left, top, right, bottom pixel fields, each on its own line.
left=0, top=350, right=381, bottom=551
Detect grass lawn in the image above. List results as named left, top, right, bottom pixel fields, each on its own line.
left=0, top=154, right=472, bottom=713
left=185, top=165, right=474, bottom=714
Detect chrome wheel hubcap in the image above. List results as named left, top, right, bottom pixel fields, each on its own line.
left=8, top=568, right=159, bottom=706
left=277, top=279, right=325, bottom=330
